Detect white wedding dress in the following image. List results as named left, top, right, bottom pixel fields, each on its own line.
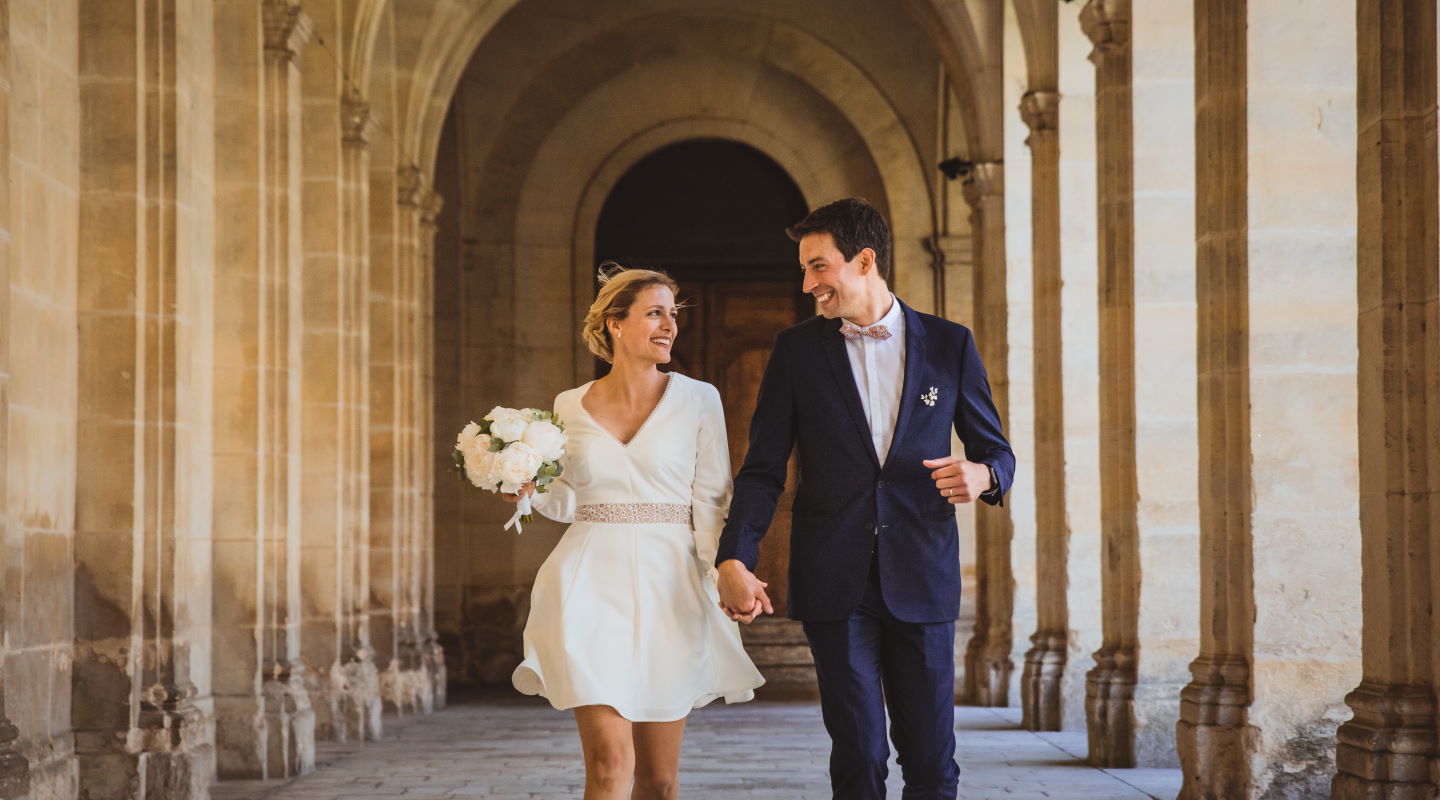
left=513, top=372, right=764, bottom=721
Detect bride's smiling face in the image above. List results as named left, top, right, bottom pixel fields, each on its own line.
left=608, top=284, right=679, bottom=365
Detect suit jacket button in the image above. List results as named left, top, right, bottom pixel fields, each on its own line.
left=877, top=480, right=887, bottom=489
left=865, top=522, right=875, bottom=532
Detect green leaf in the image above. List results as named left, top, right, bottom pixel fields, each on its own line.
left=488, top=438, right=505, bottom=452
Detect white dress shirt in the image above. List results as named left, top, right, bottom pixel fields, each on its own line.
left=843, top=294, right=905, bottom=465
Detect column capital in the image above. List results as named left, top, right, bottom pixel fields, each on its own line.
left=1020, top=91, right=1060, bottom=136
left=263, top=0, right=313, bottom=60
left=1080, top=0, right=1130, bottom=56
left=961, top=161, right=1004, bottom=209
left=397, top=164, right=427, bottom=209
left=421, top=190, right=445, bottom=226
left=341, top=89, right=376, bottom=148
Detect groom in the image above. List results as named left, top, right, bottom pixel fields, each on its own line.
left=715, top=197, right=1014, bottom=799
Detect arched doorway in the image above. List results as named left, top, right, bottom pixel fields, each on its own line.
left=595, top=139, right=815, bottom=693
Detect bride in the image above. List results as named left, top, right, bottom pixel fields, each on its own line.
left=503, top=265, right=765, bottom=799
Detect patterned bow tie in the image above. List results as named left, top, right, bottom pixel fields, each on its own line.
left=840, top=323, right=892, bottom=340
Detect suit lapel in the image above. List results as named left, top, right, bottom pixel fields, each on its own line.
left=820, top=319, right=881, bottom=467
left=882, top=301, right=927, bottom=468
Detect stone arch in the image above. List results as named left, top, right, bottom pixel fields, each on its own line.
left=500, top=53, right=896, bottom=386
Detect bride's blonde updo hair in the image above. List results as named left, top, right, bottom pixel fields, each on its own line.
left=582, top=262, right=682, bottom=364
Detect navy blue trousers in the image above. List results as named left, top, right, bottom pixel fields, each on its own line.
left=802, top=555, right=959, bottom=800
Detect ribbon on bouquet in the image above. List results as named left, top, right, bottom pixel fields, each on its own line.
left=504, top=495, right=532, bottom=534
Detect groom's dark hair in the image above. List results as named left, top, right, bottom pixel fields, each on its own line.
left=786, top=197, right=892, bottom=282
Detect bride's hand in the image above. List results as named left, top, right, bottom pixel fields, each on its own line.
left=501, top=482, right=536, bottom=503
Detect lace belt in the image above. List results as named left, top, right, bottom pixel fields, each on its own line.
left=575, top=503, right=691, bottom=525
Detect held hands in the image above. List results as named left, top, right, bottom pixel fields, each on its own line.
left=922, top=456, right=992, bottom=504
left=501, top=482, right=536, bottom=503
left=716, top=559, right=774, bottom=624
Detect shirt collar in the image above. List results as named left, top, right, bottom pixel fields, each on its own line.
left=843, top=293, right=902, bottom=332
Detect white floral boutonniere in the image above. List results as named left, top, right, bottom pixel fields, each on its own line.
left=921, top=386, right=939, bottom=407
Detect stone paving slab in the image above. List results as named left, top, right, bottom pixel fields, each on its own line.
left=213, top=691, right=1181, bottom=799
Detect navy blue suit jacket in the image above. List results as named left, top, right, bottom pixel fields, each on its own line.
left=715, top=300, right=1015, bottom=623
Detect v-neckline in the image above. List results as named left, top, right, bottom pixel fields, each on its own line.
left=579, top=373, right=675, bottom=448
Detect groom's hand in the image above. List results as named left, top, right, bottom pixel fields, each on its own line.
left=923, top=456, right=992, bottom=504
left=716, top=560, right=773, bottom=624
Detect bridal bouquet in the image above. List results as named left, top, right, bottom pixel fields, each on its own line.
left=452, top=406, right=567, bottom=533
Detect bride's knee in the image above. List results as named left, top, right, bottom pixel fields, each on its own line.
left=584, top=743, right=635, bottom=790
left=631, top=766, right=678, bottom=799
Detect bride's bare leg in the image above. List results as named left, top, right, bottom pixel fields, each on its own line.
left=631, top=718, right=687, bottom=800
left=575, top=706, right=635, bottom=800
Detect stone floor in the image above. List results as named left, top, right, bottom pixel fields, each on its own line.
left=213, top=690, right=1183, bottom=799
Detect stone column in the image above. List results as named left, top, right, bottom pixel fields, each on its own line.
left=73, top=0, right=215, bottom=795
left=374, top=165, right=438, bottom=714
left=1333, top=2, right=1438, bottom=797
left=211, top=0, right=315, bottom=779
left=0, top=0, right=32, bottom=794
left=296, top=11, right=381, bottom=741
left=418, top=190, right=447, bottom=710
left=1018, top=87, right=1065, bottom=732
left=340, top=90, right=383, bottom=738
left=1180, top=1, right=1361, bottom=796
left=960, top=161, right=1014, bottom=707
left=1079, top=0, right=1138, bottom=768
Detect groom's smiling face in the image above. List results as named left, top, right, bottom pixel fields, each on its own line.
left=798, top=232, right=875, bottom=321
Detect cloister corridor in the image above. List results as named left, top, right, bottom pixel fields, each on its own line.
left=3, top=0, right=1440, bottom=798
left=210, top=692, right=1184, bottom=799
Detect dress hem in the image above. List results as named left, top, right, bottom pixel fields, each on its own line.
left=511, top=664, right=763, bottom=723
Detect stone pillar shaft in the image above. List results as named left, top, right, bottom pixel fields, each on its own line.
left=1020, top=87, right=1066, bottom=733
left=211, top=0, right=315, bottom=779
left=0, top=0, right=31, bottom=794
left=961, top=162, right=1014, bottom=707
left=296, top=0, right=381, bottom=741
left=1334, top=1, right=1440, bottom=797
left=73, top=0, right=214, bottom=795
left=1080, top=0, right=1138, bottom=768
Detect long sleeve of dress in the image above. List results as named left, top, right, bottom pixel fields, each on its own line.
left=529, top=392, right=577, bottom=523
left=690, top=384, right=734, bottom=580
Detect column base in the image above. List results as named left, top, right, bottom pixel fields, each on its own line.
left=308, top=652, right=383, bottom=742
left=1085, top=645, right=1136, bottom=767
left=0, top=717, right=29, bottom=800
left=379, top=636, right=437, bottom=715
left=960, top=627, right=1012, bottom=706
left=1177, top=655, right=1252, bottom=800
left=77, top=685, right=213, bottom=800
left=1331, top=682, right=1436, bottom=800
left=1021, top=630, right=1066, bottom=731
left=422, top=636, right=447, bottom=711
left=214, top=670, right=315, bottom=781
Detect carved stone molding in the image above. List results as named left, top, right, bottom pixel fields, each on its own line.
left=1020, top=91, right=1060, bottom=136
left=1020, top=629, right=1066, bottom=732
left=1177, top=654, right=1252, bottom=798
left=1080, top=0, right=1130, bottom=57
left=421, top=190, right=445, bottom=227
left=1333, top=683, right=1437, bottom=798
left=961, top=161, right=1004, bottom=210
left=341, top=90, right=376, bottom=148
left=397, top=165, right=427, bottom=209
left=263, top=0, right=313, bottom=61
left=1084, top=644, right=1136, bottom=767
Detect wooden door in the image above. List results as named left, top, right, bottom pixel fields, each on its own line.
left=668, top=277, right=804, bottom=615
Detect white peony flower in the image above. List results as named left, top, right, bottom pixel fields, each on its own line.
left=463, top=445, right=498, bottom=489
left=486, top=406, right=531, bottom=443
left=456, top=421, right=482, bottom=452
left=493, top=441, right=543, bottom=493
left=521, top=419, right=566, bottom=462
